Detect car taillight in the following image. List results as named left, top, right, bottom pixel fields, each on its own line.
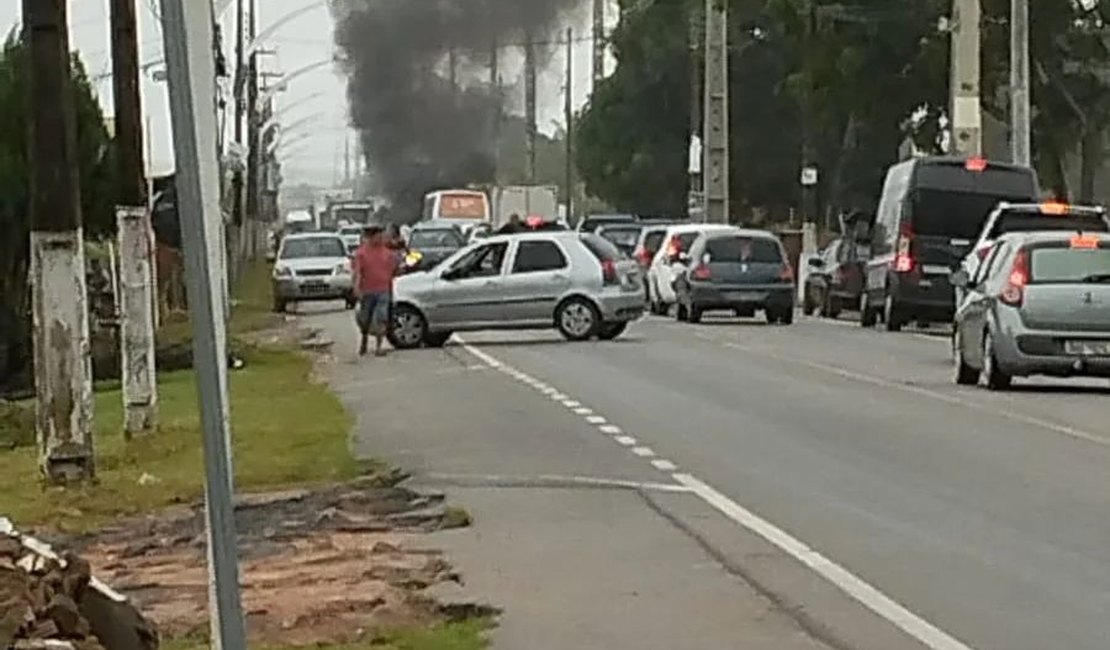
left=1000, top=250, right=1029, bottom=306
left=692, top=263, right=712, bottom=280
left=894, top=223, right=914, bottom=273
left=601, top=259, right=619, bottom=284
left=635, top=246, right=652, bottom=266
left=779, top=264, right=794, bottom=282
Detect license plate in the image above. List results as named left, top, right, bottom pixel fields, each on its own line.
left=922, top=264, right=950, bottom=275
left=727, top=291, right=765, bottom=302
left=1064, top=340, right=1110, bottom=356
left=303, top=282, right=328, bottom=292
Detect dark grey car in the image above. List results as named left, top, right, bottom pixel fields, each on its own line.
left=673, top=229, right=796, bottom=324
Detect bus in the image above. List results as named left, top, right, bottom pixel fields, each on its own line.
left=422, top=189, right=491, bottom=223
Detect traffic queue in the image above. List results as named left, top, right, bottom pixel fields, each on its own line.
left=271, top=156, right=1110, bottom=390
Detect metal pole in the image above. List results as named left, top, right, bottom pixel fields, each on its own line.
left=592, top=0, right=605, bottom=86
left=1010, top=0, right=1031, bottom=166
left=950, top=0, right=982, bottom=156
left=565, top=27, right=574, bottom=221
left=159, top=4, right=246, bottom=650
left=703, top=0, right=729, bottom=224
left=24, top=0, right=96, bottom=483
left=524, top=31, right=538, bottom=184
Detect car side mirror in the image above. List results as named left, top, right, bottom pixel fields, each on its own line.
left=950, top=269, right=971, bottom=289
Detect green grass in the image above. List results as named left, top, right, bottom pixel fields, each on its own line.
left=161, top=620, right=491, bottom=650
left=0, top=261, right=358, bottom=532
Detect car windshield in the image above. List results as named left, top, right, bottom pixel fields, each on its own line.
left=409, top=229, right=465, bottom=249
left=280, top=237, right=345, bottom=259
left=705, top=236, right=783, bottom=263
left=1029, top=244, right=1110, bottom=283
left=340, top=227, right=363, bottom=237
left=580, top=234, right=626, bottom=260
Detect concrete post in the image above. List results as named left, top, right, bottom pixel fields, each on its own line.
left=116, top=207, right=158, bottom=437
left=950, top=0, right=983, bottom=156
left=703, top=0, right=729, bottom=224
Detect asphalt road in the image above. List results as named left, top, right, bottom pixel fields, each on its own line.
left=312, top=306, right=1110, bottom=650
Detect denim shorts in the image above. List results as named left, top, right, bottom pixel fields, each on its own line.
left=357, top=292, right=391, bottom=331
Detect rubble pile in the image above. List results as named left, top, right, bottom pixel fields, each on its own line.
left=0, top=535, right=104, bottom=650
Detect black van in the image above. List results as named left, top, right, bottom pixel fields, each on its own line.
left=860, top=157, right=1039, bottom=331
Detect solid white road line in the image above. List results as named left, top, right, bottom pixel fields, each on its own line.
left=673, top=473, right=974, bottom=650
left=422, top=473, right=695, bottom=494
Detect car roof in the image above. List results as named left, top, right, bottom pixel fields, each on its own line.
left=597, top=223, right=642, bottom=231
left=664, top=223, right=737, bottom=235
left=282, top=232, right=342, bottom=241
left=700, top=227, right=781, bottom=240
left=480, top=231, right=583, bottom=245
left=998, top=230, right=1110, bottom=245
left=993, top=202, right=1107, bottom=215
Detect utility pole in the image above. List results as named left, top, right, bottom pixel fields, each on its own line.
left=111, top=0, right=157, bottom=438
left=688, top=0, right=703, bottom=221
left=344, top=134, right=351, bottom=185
left=797, top=2, right=820, bottom=304
left=232, top=0, right=245, bottom=228
left=160, top=3, right=247, bottom=650
left=24, top=0, right=96, bottom=482
left=950, top=0, right=983, bottom=157
left=703, top=0, right=729, bottom=224
left=245, top=1, right=260, bottom=222
left=565, top=27, right=574, bottom=221
left=592, top=0, right=605, bottom=86
left=524, top=31, right=538, bottom=183
left=1010, top=0, right=1030, bottom=166
left=490, top=32, right=500, bottom=182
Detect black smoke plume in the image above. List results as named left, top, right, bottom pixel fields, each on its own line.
left=335, top=0, right=577, bottom=216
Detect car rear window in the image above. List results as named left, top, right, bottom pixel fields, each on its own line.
left=992, top=212, right=1109, bottom=239
left=705, top=236, right=783, bottom=264
left=914, top=162, right=1038, bottom=196
left=644, top=231, right=666, bottom=253
left=280, top=237, right=346, bottom=259
left=600, top=228, right=641, bottom=249
left=1029, top=243, right=1110, bottom=283
left=580, top=234, right=626, bottom=261
left=910, top=189, right=1030, bottom=240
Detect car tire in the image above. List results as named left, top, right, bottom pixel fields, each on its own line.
left=778, top=308, right=795, bottom=325
left=953, top=329, right=978, bottom=385
left=688, top=304, right=703, bottom=324
left=859, top=293, right=877, bottom=327
left=981, top=330, right=1012, bottom=391
left=344, top=295, right=357, bottom=310
left=387, top=304, right=427, bottom=350
left=675, top=302, right=689, bottom=322
left=556, top=297, right=601, bottom=341
left=424, top=331, right=453, bottom=348
left=802, top=291, right=817, bottom=316
left=598, top=322, right=628, bottom=341
left=824, top=296, right=842, bottom=319
left=883, top=294, right=904, bottom=332
left=272, top=297, right=286, bottom=314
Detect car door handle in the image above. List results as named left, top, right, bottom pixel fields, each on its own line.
left=551, top=274, right=567, bottom=281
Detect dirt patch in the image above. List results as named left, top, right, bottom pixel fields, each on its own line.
left=53, top=477, right=490, bottom=646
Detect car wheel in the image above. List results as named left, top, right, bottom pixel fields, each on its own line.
left=598, top=322, right=628, bottom=340
left=953, top=329, right=978, bottom=385
left=981, top=330, right=1012, bottom=390
left=557, top=297, right=600, bottom=341
left=824, top=296, right=842, bottom=319
left=779, top=308, right=795, bottom=325
left=859, top=293, right=877, bottom=327
left=424, top=331, right=453, bottom=348
left=883, top=294, right=904, bottom=332
left=344, top=295, right=357, bottom=310
left=675, top=302, right=689, bottom=322
left=387, top=304, right=426, bottom=350
left=802, top=291, right=817, bottom=316
left=688, top=304, right=703, bottom=324
left=272, top=297, right=286, bottom=314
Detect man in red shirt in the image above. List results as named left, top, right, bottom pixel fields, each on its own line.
left=352, top=226, right=400, bottom=356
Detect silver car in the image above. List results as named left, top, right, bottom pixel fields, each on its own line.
left=952, top=231, right=1110, bottom=389
left=271, top=233, right=355, bottom=313
left=387, top=232, right=645, bottom=349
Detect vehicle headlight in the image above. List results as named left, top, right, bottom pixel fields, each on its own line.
left=334, top=261, right=351, bottom=275
left=405, top=251, right=424, bottom=267
left=274, top=265, right=292, bottom=278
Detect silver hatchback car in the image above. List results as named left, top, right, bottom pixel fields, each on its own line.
left=271, top=233, right=355, bottom=312
left=387, top=232, right=645, bottom=348
left=952, top=231, right=1110, bottom=389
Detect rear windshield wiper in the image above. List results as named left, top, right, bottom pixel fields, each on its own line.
left=1079, top=273, right=1110, bottom=283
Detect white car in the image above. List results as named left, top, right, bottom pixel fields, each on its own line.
left=646, top=224, right=737, bottom=314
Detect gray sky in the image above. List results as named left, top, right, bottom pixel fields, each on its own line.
left=0, top=0, right=618, bottom=186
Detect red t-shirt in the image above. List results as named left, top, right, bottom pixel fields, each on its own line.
left=355, top=243, right=397, bottom=293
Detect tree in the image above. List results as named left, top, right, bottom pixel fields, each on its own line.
left=0, top=30, right=115, bottom=393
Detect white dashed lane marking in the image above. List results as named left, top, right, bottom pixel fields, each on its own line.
left=458, top=338, right=978, bottom=650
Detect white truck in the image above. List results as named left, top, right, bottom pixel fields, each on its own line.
left=490, top=185, right=559, bottom=228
